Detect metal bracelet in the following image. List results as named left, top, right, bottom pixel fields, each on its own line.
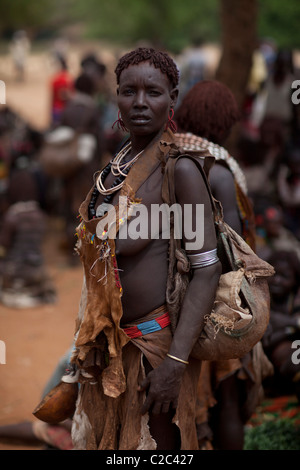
left=166, top=353, right=189, bottom=365
left=187, top=248, right=219, bottom=269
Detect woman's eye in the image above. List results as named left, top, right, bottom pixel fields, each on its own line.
left=122, top=89, right=134, bottom=96
left=148, top=90, right=161, bottom=96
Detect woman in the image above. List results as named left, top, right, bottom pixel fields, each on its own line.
left=175, top=79, right=256, bottom=249
left=69, top=48, right=221, bottom=450
left=262, top=250, right=300, bottom=401
left=174, top=80, right=269, bottom=450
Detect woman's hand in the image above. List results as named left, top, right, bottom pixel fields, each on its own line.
left=137, top=356, right=186, bottom=415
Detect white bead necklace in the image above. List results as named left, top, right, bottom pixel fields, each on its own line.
left=96, top=143, right=144, bottom=196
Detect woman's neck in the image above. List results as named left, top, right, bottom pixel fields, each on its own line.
left=129, top=129, right=164, bottom=157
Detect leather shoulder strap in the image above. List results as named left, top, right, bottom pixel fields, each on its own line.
left=162, top=151, right=223, bottom=222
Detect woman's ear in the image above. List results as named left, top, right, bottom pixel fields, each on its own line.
left=170, top=87, right=179, bottom=108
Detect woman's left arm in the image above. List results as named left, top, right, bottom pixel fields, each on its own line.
left=138, top=157, right=221, bottom=414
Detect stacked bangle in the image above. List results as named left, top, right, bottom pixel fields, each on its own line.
left=166, top=353, right=189, bottom=365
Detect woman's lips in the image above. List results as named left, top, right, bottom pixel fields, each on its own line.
left=130, top=115, right=151, bottom=125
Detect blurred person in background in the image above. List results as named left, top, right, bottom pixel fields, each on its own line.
left=9, top=30, right=31, bottom=82
left=49, top=53, right=74, bottom=127
left=79, top=52, right=123, bottom=160
left=277, top=141, right=300, bottom=240
left=237, top=115, right=286, bottom=210
left=175, top=79, right=256, bottom=249
left=57, top=72, right=104, bottom=263
left=255, top=205, right=300, bottom=262
left=262, top=49, right=297, bottom=140
left=176, top=37, right=210, bottom=106
left=0, top=157, right=56, bottom=308
left=80, top=53, right=107, bottom=100
left=262, top=250, right=300, bottom=403
left=0, top=106, right=44, bottom=217
left=174, top=79, right=272, bottom=450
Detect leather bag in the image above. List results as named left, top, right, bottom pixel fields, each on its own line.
left=163, top=150, right=275, bottom=361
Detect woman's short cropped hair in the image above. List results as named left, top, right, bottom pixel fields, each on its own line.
left=115, top=47, right=179, bottom=89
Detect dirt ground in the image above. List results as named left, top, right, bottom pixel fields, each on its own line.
left=0, top=232, right=83, bottom=451
left=0, top=44, right=96, bottom=451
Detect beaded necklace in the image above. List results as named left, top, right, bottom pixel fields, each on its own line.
left=88, top=143, right=143, bottom=219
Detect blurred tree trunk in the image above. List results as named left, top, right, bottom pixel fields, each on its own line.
left=216, top=0, right=258, bottom=152
left=216, top=0, right=258, bottom=108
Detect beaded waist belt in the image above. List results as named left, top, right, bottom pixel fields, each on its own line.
left=122, top=310, right=170, bottom=339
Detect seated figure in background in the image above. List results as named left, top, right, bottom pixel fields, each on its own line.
left=262, top=249, right=300, bottom=402
left=0, top=159, right=56, bottom=308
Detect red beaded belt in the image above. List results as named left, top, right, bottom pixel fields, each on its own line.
left=123, top=309, right=171, bottom=339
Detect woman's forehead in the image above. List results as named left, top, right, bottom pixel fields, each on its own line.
left=118, top=62, right=171, bottom=87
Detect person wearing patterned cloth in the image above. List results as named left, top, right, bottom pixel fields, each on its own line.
left=174, top=79, right=273, bottom=450
left=175, top=80, right=256, bottom=250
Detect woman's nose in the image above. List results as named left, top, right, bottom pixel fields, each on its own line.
left=134, top=90, right=147, bottom=107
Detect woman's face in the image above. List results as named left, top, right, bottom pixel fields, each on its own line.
left=117, top=61, right=178, bottom=140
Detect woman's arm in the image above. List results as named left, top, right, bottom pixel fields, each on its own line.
left=138, top=157, right=221, bottom=414
left=209, top=163, right=242, bottom=235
